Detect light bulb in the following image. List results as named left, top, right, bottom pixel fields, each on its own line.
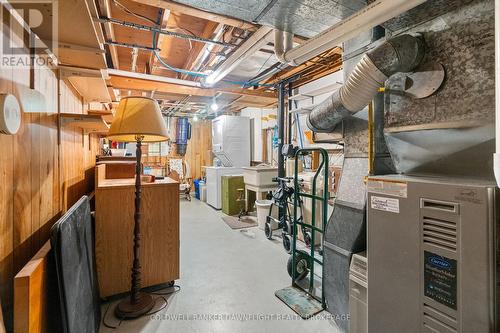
left=193, top=115, right=199, bottom=121
left=210, top=101, right=219, bottom=111
left=204, top=75, right=216, bottom=86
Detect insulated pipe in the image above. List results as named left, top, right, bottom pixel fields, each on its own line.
left=307, top=34, right=425, bottom=132
left=275, top=0, right=427, bottom=66
left=495, top=0, right=500, bottom=186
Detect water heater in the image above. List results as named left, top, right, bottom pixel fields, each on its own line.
left=175, top=117, right=191, bottom=156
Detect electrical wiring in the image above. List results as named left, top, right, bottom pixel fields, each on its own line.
left=114, top=0, right=197, bottom=50
left=102, top=285, right=181, bottom=329
left=153, top=50, right=275, bottom=87
left=111, top=0, right=276, bottom=88
left=102, top=296, right=168, bottom=329
left=125, top=2, right=275, bottom=88
left=113, top=0, right=156, bottom=25
left=153, top=50, right=208, bottom=77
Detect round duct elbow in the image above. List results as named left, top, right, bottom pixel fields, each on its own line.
left=307, top=34, right=425, bottom=133
left=367, top=34, right=425, bottom=76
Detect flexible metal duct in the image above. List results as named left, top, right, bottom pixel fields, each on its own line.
left=307, top=34, right=425, bottom=133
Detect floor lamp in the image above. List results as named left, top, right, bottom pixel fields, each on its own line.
left=107, top=96, right=168, bottom=318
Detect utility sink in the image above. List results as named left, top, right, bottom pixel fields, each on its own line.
left=242, top=166, right=278, bottom=187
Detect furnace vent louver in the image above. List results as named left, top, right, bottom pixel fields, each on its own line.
left=421, top=198, right=459, bottom=253
left=423, top=303, right=458, bottom=333
left=422, top=217, right=457, bottom=252
left=420, top=198, right=460, bottom=333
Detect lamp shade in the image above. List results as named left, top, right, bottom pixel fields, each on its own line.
left=107, top=96, right=168, bottom=142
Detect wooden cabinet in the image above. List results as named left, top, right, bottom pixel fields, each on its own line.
left=95, top=170, right=179, bottom=298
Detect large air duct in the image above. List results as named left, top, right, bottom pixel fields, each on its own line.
left=307, top=34, right=425, bottom=133
left=274, top=0, right=427, bottom=67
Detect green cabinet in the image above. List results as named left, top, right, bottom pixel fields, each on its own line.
left=221, top=175, right=245, bottom=216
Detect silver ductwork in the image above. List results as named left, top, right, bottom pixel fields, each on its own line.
left=307, top=34, right=425, bottom=133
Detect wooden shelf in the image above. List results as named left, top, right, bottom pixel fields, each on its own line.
left=30, top=0, right=107, bottom=69
left=88, top=110, right=114, bottom=123
left=60, top=66, right=111, bottom=103
left=60, top=113, right=110, bottom=134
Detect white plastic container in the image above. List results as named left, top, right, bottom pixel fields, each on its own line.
left=255, top=200, right=277, bottom=230
left=200, top=184, right=207, bottom=202
left=242, top=166, right=277, bottom=187
left=110, top=148, right=127, bottom=156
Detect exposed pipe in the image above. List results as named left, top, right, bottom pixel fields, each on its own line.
left=105, top=40, right=159, bottom=52
left=274, top=0, right=427, bottom=66
left=274, top=30, right=294, bottom=64
left=203, top=26, right=273, bottom=86
left=307, top=34, right=425, bottom=132
left=495, top=0, right=500, bottom=186
left=96, top=16, right=237, bottom=48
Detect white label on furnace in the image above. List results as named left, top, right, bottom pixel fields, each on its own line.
left=367, top=180, right=408, bottom=198
left=371, top=196, right=400, bottom=213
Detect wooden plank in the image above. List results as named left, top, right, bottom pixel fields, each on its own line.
left=132, top=0, right=257, bottom=31
left=178, top=21, right=220, bottom=79
left=13, top=66, right=34, bottom=277
left=0, top=11, right=100, bottom=331
left=108, top=75, right=277, bottom=101
left=0, top=295, right=5, bottom=333
left=0, top=58, right=14, bottom=333
left=182, top=120, right=211, bottom=180
left=13, top=242, right=51, bottom=333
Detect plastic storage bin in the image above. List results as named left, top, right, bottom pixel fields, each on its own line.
left=193, top=179, right=202, bottom=199
left=200, top=184, right=207, bottom=202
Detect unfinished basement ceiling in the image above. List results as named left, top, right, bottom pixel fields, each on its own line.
left=171, top=0, right=367, bottom=38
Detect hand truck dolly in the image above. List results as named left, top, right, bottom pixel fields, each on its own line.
left=276, top=148, right=329, bottom=318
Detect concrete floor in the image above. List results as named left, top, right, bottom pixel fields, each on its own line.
left=101, top=199, right=340, bottom=333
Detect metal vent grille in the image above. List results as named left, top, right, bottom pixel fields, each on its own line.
left=423, top=303, right=458, bottom=333
left=422, top=217, right=457, bottom=252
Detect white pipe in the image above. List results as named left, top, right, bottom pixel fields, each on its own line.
left=203, top=26, right=273, bottom=86
left=105, top=69, right=202, bottom=87
left=276, top=0, right=427, bottom=66
left=495, top=0, right=500, bottom=186
left=274, top=30, right=293, bottom=63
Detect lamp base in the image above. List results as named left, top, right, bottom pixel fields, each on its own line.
left=115, top=292, right=155, bottom=319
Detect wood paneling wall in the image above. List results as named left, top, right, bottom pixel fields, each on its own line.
left=0, top=18, right=99, bottom=331
left=181, top=120, right=212, bottom=180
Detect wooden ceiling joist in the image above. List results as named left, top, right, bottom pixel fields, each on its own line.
left=131, top=0, right=257, bottom=31
left=108, top=75, right=277, bottom=102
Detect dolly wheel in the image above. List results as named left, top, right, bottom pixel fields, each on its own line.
left=282, top=234, right=292, bottom=254
left=265, top=222, right=273, bottom=239
left=287, top=251, right=310, bottom=281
